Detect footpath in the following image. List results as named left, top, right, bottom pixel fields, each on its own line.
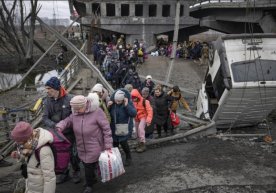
left=1, top=56, right=276, bottom=193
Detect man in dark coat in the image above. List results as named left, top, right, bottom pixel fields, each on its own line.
left=43, top=76, right=80, bottom=184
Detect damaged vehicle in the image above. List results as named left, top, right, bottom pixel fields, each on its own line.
left=196, top=34, right=276, bottom=128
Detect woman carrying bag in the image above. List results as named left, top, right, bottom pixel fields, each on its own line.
left=56, top=94, right=113, bottom=193
left=108, top=89, right=137, bottom=166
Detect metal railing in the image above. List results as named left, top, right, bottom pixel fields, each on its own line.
left=29, top=41, right=87, bottom=122
left=190, top=0, right=247, bottom=8
left=37, top=17, right=114, bottom=94
left=0, top=41, right=87, bottom=141
left=59, top=42, right=86, bottom=89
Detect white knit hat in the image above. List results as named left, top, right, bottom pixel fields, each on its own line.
left=146, top=75, right=152, bottom=79
left=114, top=90, right=125, bottom=101
left=92, top=83, right=103, bottom=93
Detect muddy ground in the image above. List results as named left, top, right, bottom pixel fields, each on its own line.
left=54, top=132, right=276, bottom=193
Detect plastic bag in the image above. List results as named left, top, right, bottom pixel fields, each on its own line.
left=98, top=147, right=125, bottom=183
left=170, top=112, right=180, bottom=127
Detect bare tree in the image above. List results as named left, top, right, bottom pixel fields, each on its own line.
left=0, top=0, right=44, bottom=70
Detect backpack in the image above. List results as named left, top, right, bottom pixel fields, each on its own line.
left=142, top=98, right=146, bottom=108
left=142, top=98, right=154, bottom=134
left=35, top=129, right=71, bottom=174
left=138, top=48, right=143, bottom=56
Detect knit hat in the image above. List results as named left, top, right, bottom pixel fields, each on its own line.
left=141, top=87, right=150, bottom=96
left=114, top=90, right=125, bottom=101
left=146, top=75, right=152, bottom=80
left=11, top=121, right=33, bottom=143
left=45, top=77, right=61, bottom=91
left=70, top=95, right=87, bottom=109
left=92, top=83, right=103, bottom=93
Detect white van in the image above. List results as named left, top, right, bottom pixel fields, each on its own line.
left=196, top=34, right=276, bottom=128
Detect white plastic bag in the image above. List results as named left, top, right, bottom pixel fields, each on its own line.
left=98, top=147, right=125, bottom=183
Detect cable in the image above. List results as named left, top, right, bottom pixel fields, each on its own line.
left=228, top=0, right=271, bottom=136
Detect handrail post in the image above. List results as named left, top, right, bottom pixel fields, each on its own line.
left=64, top=71, right=68, bottom=88
left=69, top=64, right=73, bottom=81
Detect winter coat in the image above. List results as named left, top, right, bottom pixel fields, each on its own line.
left=167, top=90, right=191, bottom=112
left=131, top=89, right=153, bottom=125
left=56, top=95, right=113, bottom=163
left=43, top=88, right=73, bottom=130
left=109, top=89, right=137, bottom=142
left=152, top=92, right=172, bottom=125
left=25, top=128, right=56, bottom=193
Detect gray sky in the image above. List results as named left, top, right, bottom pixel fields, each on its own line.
left=5, top=1, right=72, bottom=19
left=36, top=1, right=71, bottom=19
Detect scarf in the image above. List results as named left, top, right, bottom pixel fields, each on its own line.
left=19, top=129, right=40, bottom=159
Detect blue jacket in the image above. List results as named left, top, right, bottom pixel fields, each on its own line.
left=109, top=89, right=137, bottom=142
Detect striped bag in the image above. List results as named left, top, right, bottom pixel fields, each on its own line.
left=98, top=147, right=125, bottom=183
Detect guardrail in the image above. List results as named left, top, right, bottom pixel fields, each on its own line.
left=59, top=42, right=86, bottom=89
left=37, top=17, right=114, bottom=94
left=29, top=42, right=87, bottom=122
left=190, top=0, right=246, bottom=8
left=0, top=41, right=87, bottom=144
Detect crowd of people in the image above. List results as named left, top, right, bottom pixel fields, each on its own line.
left=151, top=39, right=209, bottom=65
left=91, top=34, right=147, bottom=89
left=9, top=34, right=194, bottom=193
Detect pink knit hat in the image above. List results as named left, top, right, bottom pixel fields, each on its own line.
left=11, top=121, right=33, bottom=143
left=70, top=95, right=87, bottom=109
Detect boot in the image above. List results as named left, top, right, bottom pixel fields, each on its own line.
left=56, top=170, right=69, bottom=184
left=135, top=142, right=141, bottom=152
left=170, top=129, right=175, bottom=136
left=136, top=142, right=146, bottom=153
left=124, top=154, right=132, bottom=166
left=83, top=187, right=93, bottom=193
left=72, top=170, right=81, bottom=184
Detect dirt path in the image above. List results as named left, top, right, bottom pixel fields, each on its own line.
left=55, top=133, right=276, bottom=193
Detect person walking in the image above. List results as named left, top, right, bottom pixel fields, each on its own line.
left=124, top=84, right=133, bottom=94
left=131, top=89, right=153, bottom=152
left=10, top=121, right=56, bottom=193
left=43, top=76, right=80, bottom=184
left=91, top=83, right=110, bottom=105
left=152, top=85, right=172, bottom=138
left=90, top=83, right=111, bottom=123
left=108, top=89, right=137, bottom=166
left=56, top=95, right=113, bottom=193
left=142, top=75, right=155, bottom=95
left=141, top=87, right=154, bottom=139
left=167, top=85, right=191, bottom=113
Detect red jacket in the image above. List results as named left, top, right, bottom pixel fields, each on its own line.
left=131, top=89, right=153, bottom=124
